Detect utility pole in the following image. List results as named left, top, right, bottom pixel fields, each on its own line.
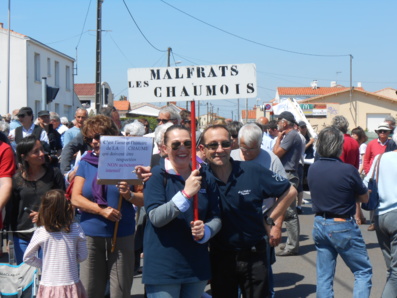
left=6, top=0, right=11, bottom=114
left=206, top=102, right=209, bottom=125
left=237, top=99, right=240, bottom=122
left=167, top=47, right=171, bottom=67
left=166, top=47, right=171, bottom=106
left=95, top=0, right=103, bottom=113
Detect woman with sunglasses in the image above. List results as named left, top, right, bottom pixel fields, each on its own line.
left=71, top=115, right=143, bottom=298
left=8, top=135, right=65, bottom=264
left=143, top=125, right=221, bottom=298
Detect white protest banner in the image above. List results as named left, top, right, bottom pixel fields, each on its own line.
left=97, top=136, right=154, bottom=185
left=127, top=63, right=257, bottom=102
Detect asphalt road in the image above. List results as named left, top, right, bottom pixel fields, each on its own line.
left=132, top=191, right=387, bottom=297
left=1, top=191, right=387, bottom=297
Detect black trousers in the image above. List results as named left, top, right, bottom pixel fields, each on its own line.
left=210, top=245, right=269, bottom=298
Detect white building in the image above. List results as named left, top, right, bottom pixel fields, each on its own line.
left=0, top=23, right=80, bottom=119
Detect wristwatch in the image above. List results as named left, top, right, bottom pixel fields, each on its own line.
left=265, top=216, right=275, bottom=226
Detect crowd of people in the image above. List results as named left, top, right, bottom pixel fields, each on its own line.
left=0, top=105, right=396, bottom=298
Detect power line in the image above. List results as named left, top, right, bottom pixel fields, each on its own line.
left=123, top=0, right=167, bottom=53
left=160, top=0, right=350, bottom=58
left=45, top=31, right=89, bottom=45
left=76, top=0, right=93, bottom=49
left=107, top=32, right=135, bottom=66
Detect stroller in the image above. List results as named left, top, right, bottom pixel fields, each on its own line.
left=0, top=231, right=38, bottom=298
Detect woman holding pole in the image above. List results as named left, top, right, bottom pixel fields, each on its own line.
left=143, top=125, right=221, bottom=298
left=71, top=115, right=143, bottom=298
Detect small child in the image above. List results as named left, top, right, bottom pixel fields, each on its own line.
left=23, top=189, right=88, bottom=298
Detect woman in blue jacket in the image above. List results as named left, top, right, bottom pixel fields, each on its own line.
left=143, top=125, right=221, bottom=298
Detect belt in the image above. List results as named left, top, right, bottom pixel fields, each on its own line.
left=315, top=212, right=352, bottom=219
left=285, top=170, right=296, bottom=173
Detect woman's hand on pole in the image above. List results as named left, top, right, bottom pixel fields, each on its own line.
left=184, top=169, right=202, bottom=198
left=191, top=220, right=205, bottom=241
left=117, top=181, right=131, bottom=200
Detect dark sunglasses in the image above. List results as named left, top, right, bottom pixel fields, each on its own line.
left=204, top=141, right=232, bottom=150
left=17, top=112, right=32, bottom=118
left=84, top=133, right=101, bottom=143
left=170, top=140, right=192, bottom=150
left=231, top=134, right=238, bottom=139
left=378, top=130, right=390, bottom=134
left=157, top=118, right=174, bottom=124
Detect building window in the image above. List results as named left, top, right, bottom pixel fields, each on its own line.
left=47, top=58, right=51, bottom=77
left=66, top=66, right=71, bottom=90
left=34, top=53, right=40, bottom=82
left=55, top=103, right=60, bottom=115
left=64, top=105, right=71, bottom=120
left=35, top=101, right=41, bottom=114
left=55, top=61, right=59, bottom=87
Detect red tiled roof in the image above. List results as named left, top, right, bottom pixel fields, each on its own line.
left=278, top=87, right=364, bottom=96
left=241, top=110, right=256, bottom=119
left=114, top=100, right=130, bottom=111
left=374, top=87, right=397, bottom=93
left=299, top=88, right=397, bottom=103
left=74, top=83, right=95, bottom=96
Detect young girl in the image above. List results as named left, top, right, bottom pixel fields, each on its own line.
left=23, top=189, right=88, bottom=298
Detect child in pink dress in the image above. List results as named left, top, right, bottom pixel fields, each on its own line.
left=23, top=189, right=87, bottom=298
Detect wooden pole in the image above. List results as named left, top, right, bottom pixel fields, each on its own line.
left=190, top=100, right=199, bottom=221
left=111, top=194, right=123, bottom=253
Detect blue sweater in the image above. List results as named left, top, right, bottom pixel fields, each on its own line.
left=142, top=158, right=220, bottom=284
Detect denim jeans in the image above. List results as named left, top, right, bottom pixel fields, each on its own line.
left=312, top=216, right=372, bottom=298
left=146, top=281, right=207, bottom=298
left=374, top=209, right=397, bottom=297
left=13, top=235, right=42, bottom=265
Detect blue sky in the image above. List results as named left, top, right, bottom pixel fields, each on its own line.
left=1, top=0, right=396, bottom=119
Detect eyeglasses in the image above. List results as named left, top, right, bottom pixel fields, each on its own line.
left=170, top=140, right=192, bottom=150
left=84, top=133, right=101, bottom=143
left=17, top=112, right=32, bottom=118
left=378, top=130, right=390, bottom=134
left=204, top=141, right=232, bottom=150
left=231, top=134, right=238, bottom=139
left=157, top=118, right=174, bottom=124
left=183, top=120, right=191, bottom=124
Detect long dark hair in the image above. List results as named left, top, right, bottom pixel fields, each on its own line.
left=16, top=135, right=46, bottom=173
left=37, top=189, right=74, bottom=233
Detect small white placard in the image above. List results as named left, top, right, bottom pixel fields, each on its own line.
left=97, top=136, right=154, bottom=185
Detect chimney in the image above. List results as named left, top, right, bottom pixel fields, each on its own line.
left=310, top=80, right=318, bottom=90
left=357, top=82, right=362, bottom=88
left=0, top=23, right=3, bottom=29
left=330, top=81, right=337, bottom=87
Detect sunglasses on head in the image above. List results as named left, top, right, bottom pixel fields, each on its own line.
left=170, top=140, right=192, bottom=150
left=204, top=141, right=232, bottom=150
left=378, top=130, right=390, bottom=134
left=157, top=118, right=174, bottom=124
left=84, top=133, right=101, bottom=143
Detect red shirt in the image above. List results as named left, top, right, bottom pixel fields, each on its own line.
left=363, top=138, right=388, bottom=174
left=0, top=141, right=16, bottom=228
left=340, top=134, right=359, bottom=169
left=0, top=141, right=15, bottom=178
